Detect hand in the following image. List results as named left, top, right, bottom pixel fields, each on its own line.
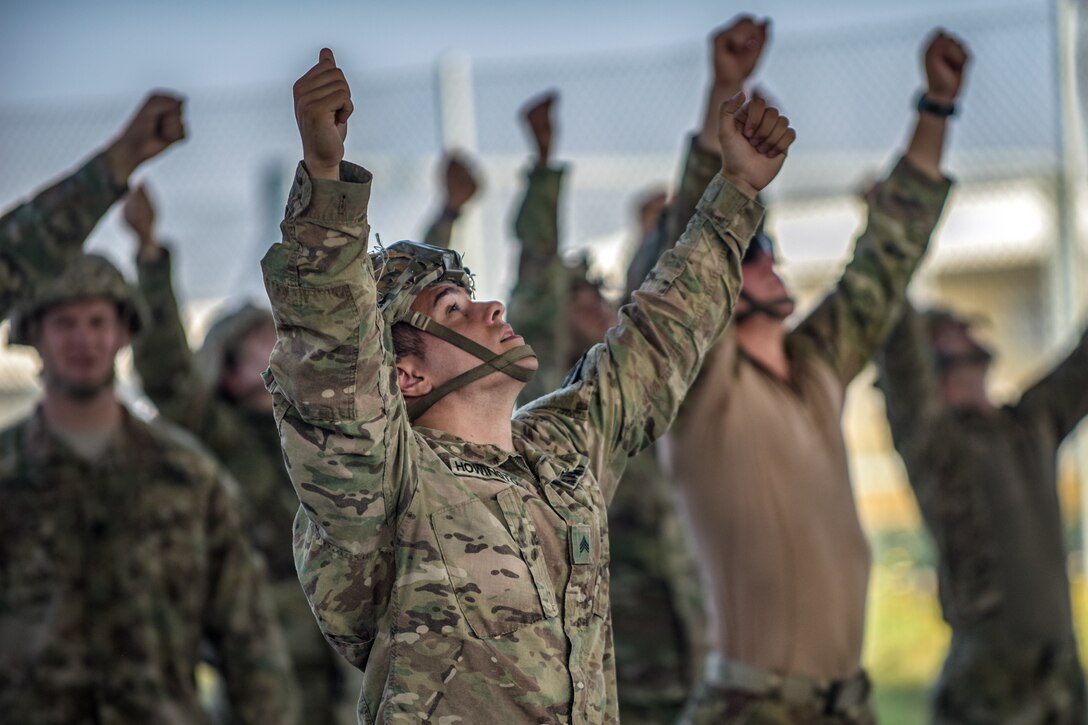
left=103, top=93, right=186, bottom=186
left=123, top=184, right=164, bottom=263
left=717, top=93, right=796, bottom=198
left=293, top=48, right=353, bottom=180
left=923, top=30, right=970, bottom=105
left=710, top=16, right=770, bottom=87
left=443, top=153, right=480, bottom=212
left=521, top=91, right=557, bottom=165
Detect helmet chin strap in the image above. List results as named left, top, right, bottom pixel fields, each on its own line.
left=735, top=289, right=794, bottom=324
left=403, top=311, right=537, bottom=420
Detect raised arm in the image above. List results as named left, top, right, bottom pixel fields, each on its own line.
left=421, top=153, right=480, bottom=248
left=627, top=16, right=769, bottom=297
left=792, top=31, right=967, bottom=384
left=127, top=185, right=212, bottom=430
left=519, top=93, right=795, bottom=499
left=875, top=302, right=945, bottom=459
left=202, top=468, right=299, bottom=725
left=262, top=49, right=409, bottom=669
left=507, top=91, right=575, bottom=400
left=0, top=93, right=184, bottom=317
left=1016, top=323, right=1088, bottom=444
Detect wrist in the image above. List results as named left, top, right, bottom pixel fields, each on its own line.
left=303, top=159, right=341, bottom=181
left=103, top=140, right=138, bottom=187
left=719, top=171, right=758, bottom=200
left=917, top=92, right=956, bottom=117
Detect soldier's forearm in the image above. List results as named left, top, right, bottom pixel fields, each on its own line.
left=904, top=110, right=950, bottom=182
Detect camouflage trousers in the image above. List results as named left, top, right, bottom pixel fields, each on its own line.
left=933, top=633, right=1086, bottom=724
left=679, top=657, right=874, bottom=725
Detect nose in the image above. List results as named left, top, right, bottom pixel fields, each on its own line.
left=484, top=299, right=505, bottom=323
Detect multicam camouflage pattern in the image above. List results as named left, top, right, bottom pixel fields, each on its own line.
left=679, top=683, right=875, bottom=725
left=507, top=163, right=707, bottom=719
left=0, top=153, right=126, bottom=321
left=260, top=160, right=760, bottom=722
left=134, top=247, right=353, bottom=723
left=9, top=253, right=148, bottom=345
left=877, top=305, right=1088, bottom=722
left=0, top=407, right=298, bottom=724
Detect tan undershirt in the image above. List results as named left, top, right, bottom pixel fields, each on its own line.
left=660, top=328, right=871, bottom=680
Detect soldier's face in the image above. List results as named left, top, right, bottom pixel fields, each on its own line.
left=33, top=297, right=129, bottom=399
left=402, top=282, right=538, bottom=393
left=567, top=287, right=617, bottom=353
left=222, top=322, right=277, bottom=412
left=737, top=253, right=795, bottom=321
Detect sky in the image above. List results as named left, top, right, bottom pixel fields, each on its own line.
left=0, top=0, right=1035, bottom=104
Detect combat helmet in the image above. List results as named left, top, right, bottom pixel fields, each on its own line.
left=196, top=302, right=275, bottom=388
left=370, top=240, right=536, bottom=420
left=8, top=254, right=147, bottom=345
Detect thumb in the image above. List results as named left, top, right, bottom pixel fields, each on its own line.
left=319, top=47, right=335, bottom=66
left=720, top=91, right=745, bottom=119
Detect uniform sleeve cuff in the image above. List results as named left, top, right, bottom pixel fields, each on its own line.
left=697, top=175, right=766, bottom=249
left=286, top=161, right=373, bottom=222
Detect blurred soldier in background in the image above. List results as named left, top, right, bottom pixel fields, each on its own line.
left=506, top=89, right=705, bottom=723
left=0, top=96, right=298, bottom=724
left=261, top=47, right=793, bottom=723
left=124, top=184, right=354, bottom=724
left=658, top=28, right=967, bottom=723
left=421, top=152, right=482, bottom=248
left=877, top=305, right=1088, bottom=723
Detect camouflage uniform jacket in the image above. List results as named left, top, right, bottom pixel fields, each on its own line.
left=508, top=164, right=706, bottom=712
left=0, top=153, right=125, bottom=317
left=133, top=249, right=349, bottom=716
left=260, top=160, right=760, bottom=723
left=877, top=306, right=1087, bottom=719
left=0, top=407, right=298, bottom=724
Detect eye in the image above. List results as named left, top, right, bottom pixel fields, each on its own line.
left=446, top=301, right=461, bottom=315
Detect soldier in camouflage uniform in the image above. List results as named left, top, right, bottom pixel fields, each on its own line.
left=261, top=48, right=794, bottom=723
left=0, top=96, right=298, bottom=723
left=421, top=152, right=481, bottom=249
left=659, top=29, right=967, bottom=724
left=877, top=305, right=1088, bottom=723
left=507, top=90, right=706, bottom=724
left=122, top=184, right=355, bottom=724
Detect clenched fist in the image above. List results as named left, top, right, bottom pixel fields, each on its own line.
left=710, top=16, right=770, bottom=87
left=293, top=48, right=354, bottom=180
left=104, top=93, right=186, bottom=186
left=717, top=93, right=796, bottom=198
left=923, top=30, right=970, bottom=105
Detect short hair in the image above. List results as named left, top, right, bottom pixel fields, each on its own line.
left=391, top=321, right=426, bottom=361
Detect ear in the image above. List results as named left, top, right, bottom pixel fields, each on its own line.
left=395, top=358, right=433, bottom=399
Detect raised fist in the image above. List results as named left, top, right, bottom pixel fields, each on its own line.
left=717, top=93, right=796, bottom=198
left=442, top=153, right=480, bottom=212
left=104, top=93, right=186, bottom=186
left=923, top=30, right=970, bottom=105
left=521, top=91, right=557, bottom=165
left=710, top=16, right=770, bottom=87
left=293, top=48, right=354, bottom=180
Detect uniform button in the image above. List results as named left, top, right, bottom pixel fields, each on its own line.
left=576, top=682, right=584, bottom=690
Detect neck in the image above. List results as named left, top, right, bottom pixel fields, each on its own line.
left=940, top=371, right=997, bottom=414
left=735, top=316, right=790, bottom=379
left=413, top=386, right=517, bottom=451
left=41, top=385, right=123, bottom=431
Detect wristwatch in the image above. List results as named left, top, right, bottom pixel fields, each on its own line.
left=916, top=92, right=956, bottom=118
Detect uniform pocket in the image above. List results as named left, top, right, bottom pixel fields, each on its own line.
left=432, top=495, right=553, bottom=639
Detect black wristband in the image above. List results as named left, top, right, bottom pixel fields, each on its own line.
left=916, top=92, right=956, bottom=118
